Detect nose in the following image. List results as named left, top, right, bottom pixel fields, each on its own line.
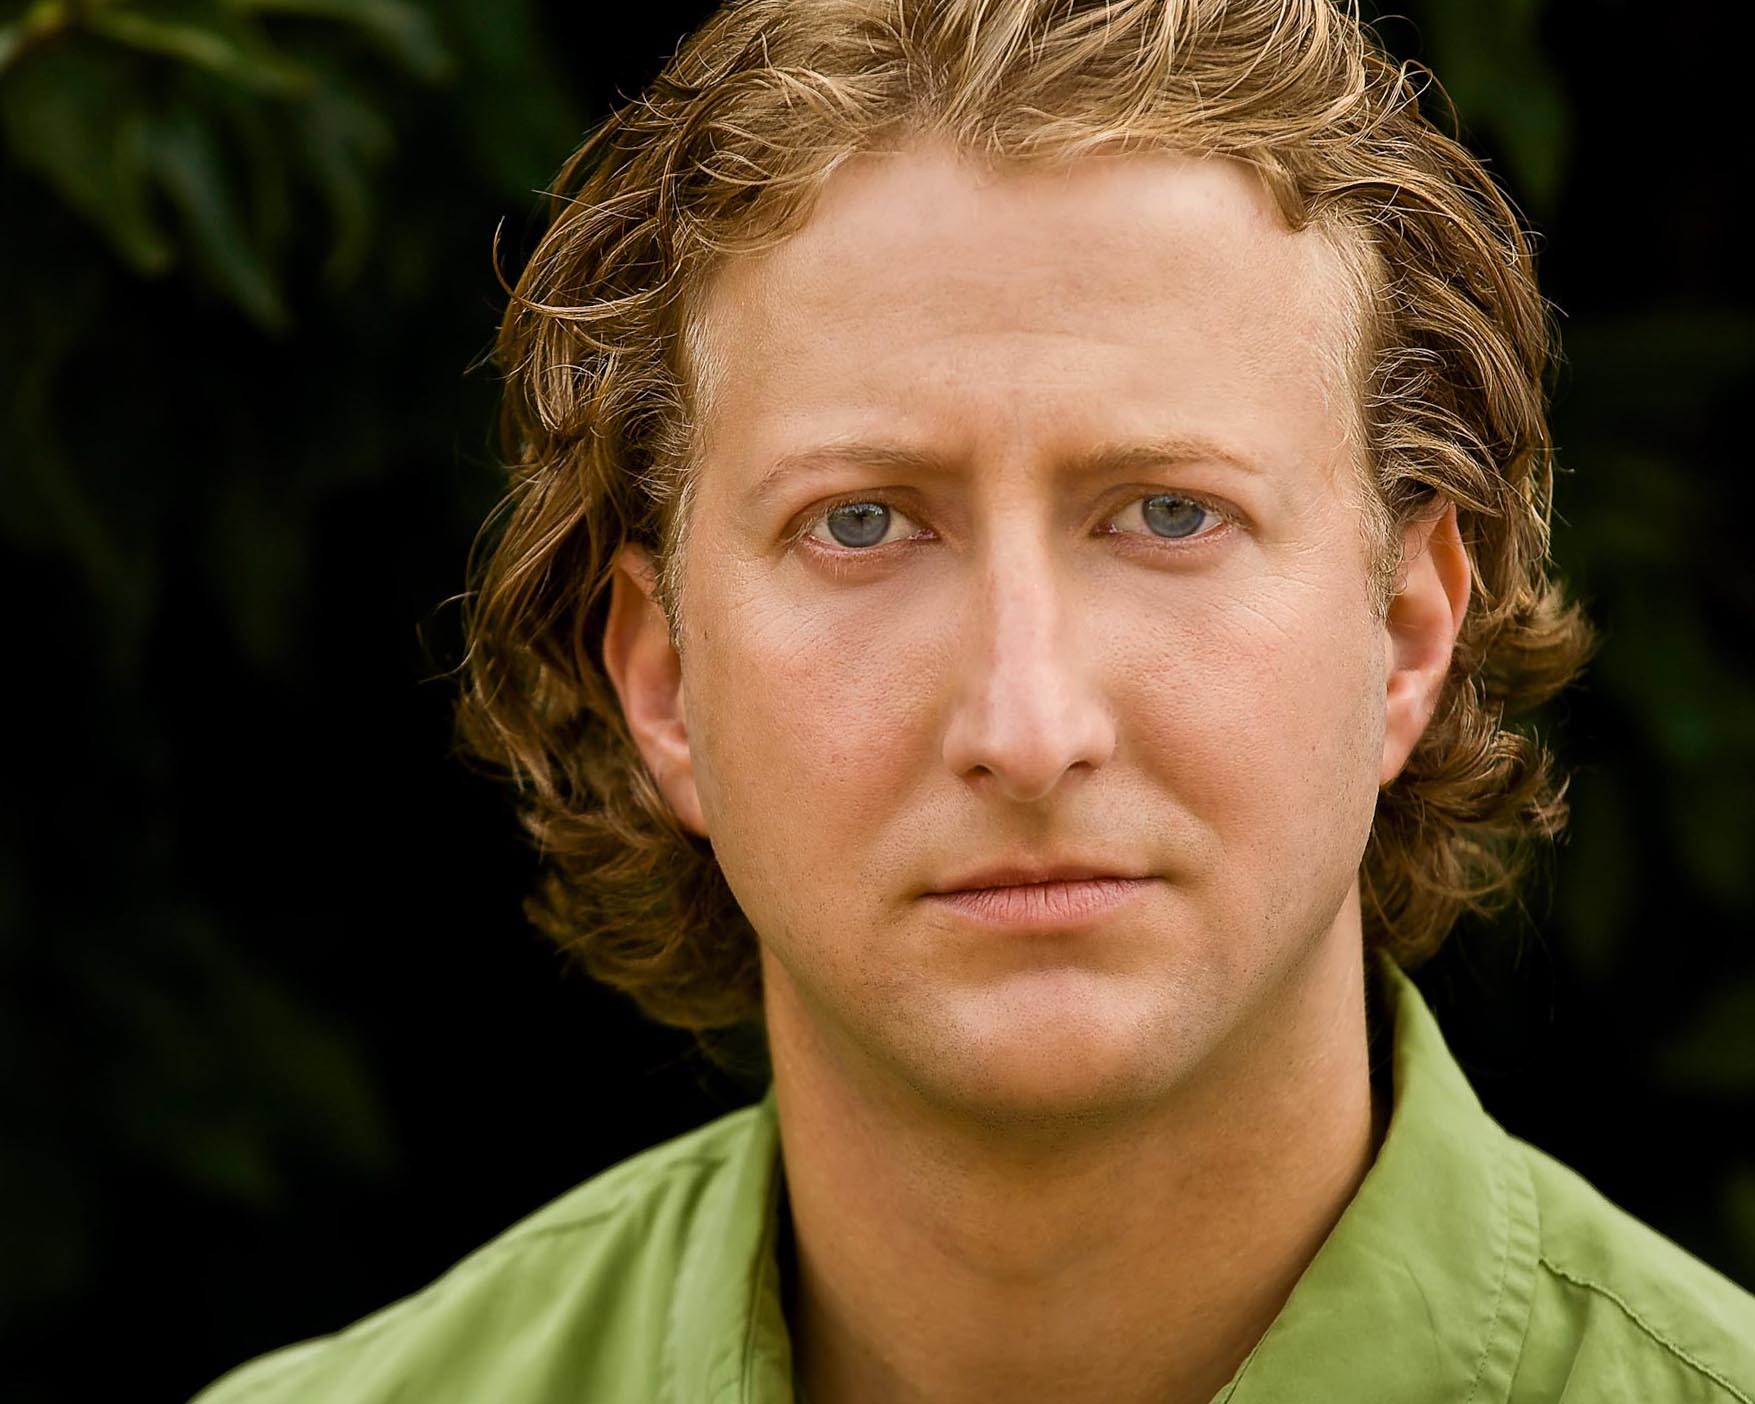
left=940, top=528, right=1118, bottom=804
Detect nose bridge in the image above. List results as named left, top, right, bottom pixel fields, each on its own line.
left=981, top=517, right=1063, bottom=667
left=942, top=509, right=1116, bottom=801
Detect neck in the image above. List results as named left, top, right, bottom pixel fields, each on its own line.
left=767, top=891, right=1384, bottom=1404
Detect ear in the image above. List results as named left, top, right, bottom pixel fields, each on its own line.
left=1380, top=500, right=1472, bottom=787
left=601, top=543, right=709, bottom=836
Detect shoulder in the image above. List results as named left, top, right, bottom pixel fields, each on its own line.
left=1510, top=1135, right=1755, bottom=1403
left=188, top=1099, right=770, bottom=1404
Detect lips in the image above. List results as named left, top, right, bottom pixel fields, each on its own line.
left=923, top=876, right=1156, bottom=928
left=930, top=860, right=1146, bottom=893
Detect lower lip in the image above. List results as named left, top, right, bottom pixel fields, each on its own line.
left=924, top=878, right=1156, bottom=929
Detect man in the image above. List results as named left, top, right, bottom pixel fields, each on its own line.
left=194, top=1, right=1755, bottom=1401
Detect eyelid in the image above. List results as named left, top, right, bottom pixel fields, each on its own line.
left=794, top=491, right=929, bottom=547
left=1102, top=489, right=1234, bottom=541
left=792, top=487, right=1239, bottom=553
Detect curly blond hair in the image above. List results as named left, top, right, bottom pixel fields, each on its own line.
left=456, top=0, right=1596, bottom=1046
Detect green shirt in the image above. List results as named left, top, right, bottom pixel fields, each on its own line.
left=191, top=956, right=1755, bottom=1403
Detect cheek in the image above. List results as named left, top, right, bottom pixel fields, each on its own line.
left=1115, top=574, right=1384, bottom=866
left=683, top=585, right=934, bottom=903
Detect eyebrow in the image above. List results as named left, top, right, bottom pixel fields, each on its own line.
left=746, top=434, right=1264, bottom=507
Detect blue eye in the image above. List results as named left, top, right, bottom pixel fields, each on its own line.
left=1139, top=494, right=1212, bottom=539
left=823, top=501, right=892, bottom=548
left=799, top=490, right=1225, bottom=556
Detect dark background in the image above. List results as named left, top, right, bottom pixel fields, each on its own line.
left=2, top=2, right=1752, bottom=1400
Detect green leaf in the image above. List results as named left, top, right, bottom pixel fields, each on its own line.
left=1723, top=1164, right=1755, bottom=1290
left=87, top=906, right=396, bottom=1206
left=0, top=1139, right=99, bottom=1306
left=1417, top=0, right=1570, bottom=213
left=0, top=38, right=172, bottom=273
left=234, top=0, right=453, bottom=82
left=205, top=471, right=308, bottom=669
left=143, top=98, right=289, bottom=328
left=84, top=4, right=314, bottom=95
left=0, top=291, right=161, bottom=662
left=207, top=72, right=299, bottom=269
left=291, top=68, right=394, bottom=284
left=0, top=2, right=72, bottom=78
left=1553, top=770, right=1636, bottom=978
left=423, top=0, right=584, bottom=198
left=1656, top=979, right=1755, bottom=1096
left=1559, top=313, right=1755, bottom=425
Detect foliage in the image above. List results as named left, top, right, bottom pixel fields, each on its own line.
left=0, top=1, right=594, bottom=1396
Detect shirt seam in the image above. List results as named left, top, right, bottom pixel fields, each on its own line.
left=1537, top=1255, right=1754, bottom=1404
left=739, top=1144, right=787, bottom=1401
left=1459, top=1117, right=1514, bottom=1404
left=206, top=1153, right=732, bottom=1404
left=1472, top=1132, right=1541, bottom=1404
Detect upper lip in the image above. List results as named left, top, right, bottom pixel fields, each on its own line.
left=928, top=858, right=1149, bottom=893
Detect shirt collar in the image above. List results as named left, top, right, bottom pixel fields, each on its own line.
left=667, top=1076, right=793, bottom=1404
left=669, top=950, right=1541, bottom=1404
left=1215, top=950, right=1540, bottom=1402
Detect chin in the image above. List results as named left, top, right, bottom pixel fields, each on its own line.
left=899, top=973, right=1202, bottom=1128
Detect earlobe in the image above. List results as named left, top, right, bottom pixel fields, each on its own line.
left=1379, top=501, right=1472, bottom=787
left=601, top=543, right=709, bottom=836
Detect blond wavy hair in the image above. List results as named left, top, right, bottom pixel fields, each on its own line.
left=457, top=0, right=1596, bottom=1049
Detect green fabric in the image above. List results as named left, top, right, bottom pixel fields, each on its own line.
left=192, top=955, right=1755, bottom=1403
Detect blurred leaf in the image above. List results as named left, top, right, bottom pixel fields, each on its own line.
left=0, top=2, right=72, bottom=77
left=88, top=907, right=396, bottom=1206
left=240, top=0, right=453, bottom=82
left=291, top=67, right=394, bottom=283
left=85, top=1, right=314, bottom=95
left=0, top=267, right=163, bottom=673
left=1724, top=1165, right=1755, bottom=1290
left=1, top=0, right=455, bottom=318
left=210, top=71, right=298, bottom=266
left=1656, top=979, right=1755, bottom=1096
left=0, top=1138, right=100, bottom=1310
left=1417, top=0, right=1569, bottom=212
left=143, top=97, right=288, bottom=327
left=1592, top=585, right=1755, bottom=767
left=1669, top=775, right=1755, bottom=910
left=1552, top=770, right=1637, bottom=978
left=206, top=472, right=308, bottom=670
left=0, top=38, right=173, bottom=273
left=425, top=0, right=582, bottom=197
left=1559, top=312, right=1755, bottom=426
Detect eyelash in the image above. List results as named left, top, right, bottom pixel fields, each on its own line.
left=792, top=490, right=1237, bottom=560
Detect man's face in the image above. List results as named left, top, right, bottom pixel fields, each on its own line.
left=650, top=145, right=1397, bottom=1121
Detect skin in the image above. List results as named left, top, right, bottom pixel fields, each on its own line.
left=602, top=144, right=1471, bottom=1403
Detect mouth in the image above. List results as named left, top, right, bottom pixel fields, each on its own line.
left=922, top=876, right=1157, bottom=929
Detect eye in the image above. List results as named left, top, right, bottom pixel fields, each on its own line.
left=795, top=489, right=1230, bottom=556
left=802, top=498, right=924, bottom=550
left=1108, top=492, right=1224, bottom=541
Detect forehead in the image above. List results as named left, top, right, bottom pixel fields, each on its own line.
left=684, top=143, right=1363, bottom=488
